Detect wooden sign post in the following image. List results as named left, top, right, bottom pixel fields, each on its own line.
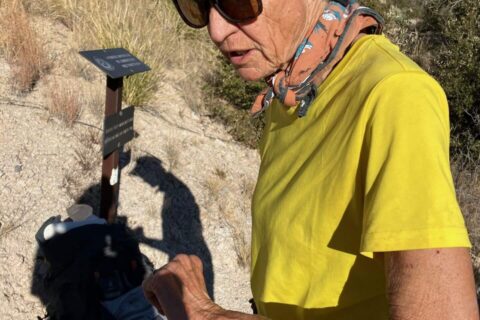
left=80, top=48, right=150, bottom=223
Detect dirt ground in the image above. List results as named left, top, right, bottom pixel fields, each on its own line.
left=0, top=16, right=260, bottom=319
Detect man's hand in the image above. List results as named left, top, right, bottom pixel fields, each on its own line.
left=384, top=248, right=479, bottom=320
left=143, top=254, right=221, bottom=320
left=143, top=254, right=267, bottom=320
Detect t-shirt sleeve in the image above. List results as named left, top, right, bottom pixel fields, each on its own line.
left=360, top=72, right=471, bottom=255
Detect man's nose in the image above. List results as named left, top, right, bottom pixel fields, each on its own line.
left=207, top=6, right=237, bottom=45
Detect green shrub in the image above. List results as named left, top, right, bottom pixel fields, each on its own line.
left=365, top=0, right=479, bottom=164
left=419, top=0, right=480, bottom=164
left=204, top=95, right=265, bottom=148
left=203, top=56, right=266, bottom=148
left=205, top=56, right=266, bottom=111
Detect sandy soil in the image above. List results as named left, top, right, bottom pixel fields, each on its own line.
left=0, top=17, right=260, bottom=319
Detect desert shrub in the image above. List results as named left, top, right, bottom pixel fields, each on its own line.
left=76, top=0, right=183, bottom=107
left=204, top=94, right=265, bottom=148
left=205, top=56, right=266, bottom=111
left=203, top=56, right=266, bottom=148
left=365, top=0, right=479, bottom=163
left=27, top=0, right=184, bottom=107
left=21, top=0, right=79, bottom=29
left=0, top=0, right=49, bottom=92
left=45, top=79, right=82, bottom=126
left=418, top=0, right=480, bottom=163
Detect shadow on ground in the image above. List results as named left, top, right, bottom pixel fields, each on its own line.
left=31, top=152, right=215, bottom=318
left=129, top=155, right=214, bottom=299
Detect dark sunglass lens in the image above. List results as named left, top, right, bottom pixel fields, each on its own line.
left=176, top=0, right=210, bottom=27
left=217, top=0, right=261, bottom=22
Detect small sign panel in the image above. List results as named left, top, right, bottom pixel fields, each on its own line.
left=79, top=48, right=150, bottom=79
left=103, top=106, right=135, bottom=156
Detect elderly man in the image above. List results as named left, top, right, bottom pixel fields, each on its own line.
left=143, top=0, right=479, bottom=319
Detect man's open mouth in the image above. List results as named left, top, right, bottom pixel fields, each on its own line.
left=229, top=50, right=249, bottom=57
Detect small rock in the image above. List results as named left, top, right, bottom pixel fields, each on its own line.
left=14, top=165, right=23, bottom=173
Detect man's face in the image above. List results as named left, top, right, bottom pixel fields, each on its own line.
left=207, top=0, right=314, bottom=81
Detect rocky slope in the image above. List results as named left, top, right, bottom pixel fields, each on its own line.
left=0, top=16, right=260, bottom=318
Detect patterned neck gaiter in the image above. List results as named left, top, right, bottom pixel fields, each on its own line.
left=251, top=1, right=384, bottom=117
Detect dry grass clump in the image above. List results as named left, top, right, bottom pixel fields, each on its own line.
left=86, top=85, right=105, bottom=120
left=220, top=203, right=251, bottom=269
left=178, top=76, right=204, bottom=114
left=0, top=201, right=36, bottom=241
left=30, top=0, right=189, bottom=107
left=164, top=139, right=181, bottom=171
left=0, top=0, right=49, bottom=92
left=229, top=223, right=250, bottom=269
left=241, top=177, right=256, bottom=198
left=20, top=0, right=220, bottom=114
left=62, top=127, right=102, bottom=199
left=45, top=79, right=82, bottom=126
left=65, top=49, right=98, bottom=81
left=203, top=176, right=225, bottom=202
left=74, top=145, right=98, bottom=172
left=65, top=129, right=100, bottom=200
left=81, top=127, right=102, bottom=147
left=75, top=0, right=179, bottom=106
left=214, top=167, right=227, bottom=180
left=62, top=172, right=79, bottom=200
left=21, top=0, right=79, bottom=29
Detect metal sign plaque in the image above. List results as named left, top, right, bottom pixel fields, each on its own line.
left=79, top=48, right=150, bottom=79
left=103, top=106, right=135, bottom=156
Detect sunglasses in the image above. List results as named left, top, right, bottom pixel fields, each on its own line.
left=172, top=0, right=263, bottom=28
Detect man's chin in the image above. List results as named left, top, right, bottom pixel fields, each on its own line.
left=234, top=67, right=267, bottom=82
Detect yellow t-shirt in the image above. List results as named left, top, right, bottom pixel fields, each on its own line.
left=250, top=35, right=471, bottom=320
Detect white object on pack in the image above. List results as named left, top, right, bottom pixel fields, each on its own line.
left=43, top=205, right=107, bottom=241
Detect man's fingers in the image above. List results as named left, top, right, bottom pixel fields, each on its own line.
left=153, top=268, right=189, bottom=320
left=164, top=259, right=194, bottom=289
left=142, top=256, right=215, bottom=320
left=171, top=255, right=206, bottom=286
left=168, top=254, right=210, bottom=299
left=173, top=254, right=196, bottom=273
left=170, top=254, right=204, bottom=279
left=190, top=255, right=204, bottom=274
left=143, top=267, right=185, bottom=316
left=143, top=287, right=165, bottom=315
left=190, top=255, right=209, bottom=295
left=169, top=255, right=199, bottom=282
left=142, top=275, right=165, bottom=314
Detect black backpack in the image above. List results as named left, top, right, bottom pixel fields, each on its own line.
left=35, top=218, right=147, bottom=320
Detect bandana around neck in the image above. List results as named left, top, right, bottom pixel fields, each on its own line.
left=251, top=0, right=384, bottom=117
